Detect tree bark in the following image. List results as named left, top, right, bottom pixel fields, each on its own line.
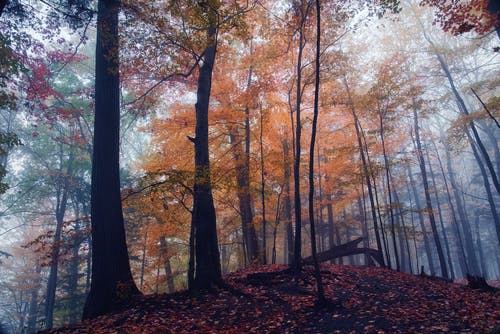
left=83, top=0, right=139, bottom=319
left=189, top=17, right=222, bottom=291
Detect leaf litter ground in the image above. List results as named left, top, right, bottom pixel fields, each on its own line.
left=43, top=265, right=499, bottom=333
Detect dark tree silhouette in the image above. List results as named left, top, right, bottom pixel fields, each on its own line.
left=83, top=0, right=139, bottom=320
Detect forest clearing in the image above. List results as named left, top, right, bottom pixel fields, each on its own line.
left=40, top=265, right=500, bottom=333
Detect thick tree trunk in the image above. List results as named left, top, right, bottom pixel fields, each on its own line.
left=189, top=19, right=222, bottom=291
left=413, top=105, right=448, bottom=279
left=83, top=0, right=139, bottom=319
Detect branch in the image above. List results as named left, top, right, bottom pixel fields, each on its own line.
left=471, top=88, right=500, bottom=128
left=123, top=54, right=204, bottom=107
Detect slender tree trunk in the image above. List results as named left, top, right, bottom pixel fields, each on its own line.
left=432, top=140, right=468, bottom=277
left=407, top=167, right=436, bottom=275
left=393, top=189, right=413, bottom=274
left=405, top=179, right=420, bottom=274
left=342, top=75, right=385, bottom=266
left=259, top=104, right=267, bottom=264
left=308, top=0, right=325, bottom=304
left=426, top=149, right=455, bottom=279
left=189, top=16, right=222, bottom=291
left=45, top=152, right=73, bottom=329
left=26, top=261, right=41, bottom=334
left=160, top=237, right=175, bottom=293
left=431, top=47, right=500, bottom=196
left=292, top=2, right=310, bottom=272
left=378, top=112, right=400, bottom=271
left=327, top=201, right=335, bottom=263
left=474, top=211, right=488, bottom=278
left=443, top=137, right=480, bottom=275
left=83, top=0, right=139, bottom=319
left=466, top=130, right=500, bottom=244
left=282, top=140, right=294, bottom=264
left=412, top=104, right=448, bottom=279
left=229, top=126, right=259, bottom=262
left=139, top=227, right=148, bottom=290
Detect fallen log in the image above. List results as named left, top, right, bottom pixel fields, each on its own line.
left=303, top=237, right=384, bottom=266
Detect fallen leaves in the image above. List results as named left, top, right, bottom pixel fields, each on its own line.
left=42, top=264, right=499, bottom=334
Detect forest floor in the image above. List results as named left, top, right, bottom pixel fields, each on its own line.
left=43, top=264, right=499, bottom=334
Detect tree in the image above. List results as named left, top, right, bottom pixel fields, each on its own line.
left=83, top=0, right=140, bottom=319
left=308, top=0, right=325, bottom=305
left=412, top=98, right=448, bottom=279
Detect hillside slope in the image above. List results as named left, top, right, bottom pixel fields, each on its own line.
left=43, top=265, right=499, bottom=333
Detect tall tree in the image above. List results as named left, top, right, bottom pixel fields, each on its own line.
left=189, top=1, right=222, bottom=291
left=292, top=0, right=312, bottom=272
left=83, top=0, right=139, bottom=319
left=412, top=99, right=448, bottom=279
left=308, top=0, right=325, bottom=304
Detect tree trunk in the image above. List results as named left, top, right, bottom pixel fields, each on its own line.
left=45, top=151, right=73, bottom=329
left=308, top=0, right=325, bottom=304
left=282, top=140, right=294, bottom=264
left=229, top=126, right=259, bottom=263
left=431, top=46, right=500, bottom=197
left=432, top=139, right=468, bottom=277
left=341, top=75, right=385, bottom=267
left=292, top=2, right=309, bottom=272
left=378, top=112, right=400, bottom=271
left=160, top=237, right=175, bottom=293
left=189, top=17, right=222, bottom=291
left=0, top=0, right=7, bottom=17
left=259, top=104, right=267, bottom=264
left=26, top=261, right=41, bottom=334
left=412, top=104, right=448, bottom=279
left=83, top=0, right=139, bottom=319
left=443, top=136, right=480, bottom=275
left=466, top=130, right=500, bottom=245
left=407, top=167, right=436, bottom=275
left=426, top=148, right=455, bottom=279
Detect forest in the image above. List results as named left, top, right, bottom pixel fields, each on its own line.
left=0, top=0, right=499, bottom=333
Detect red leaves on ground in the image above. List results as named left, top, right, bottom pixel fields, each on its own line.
left=43, top=265, right=499, bottom=333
